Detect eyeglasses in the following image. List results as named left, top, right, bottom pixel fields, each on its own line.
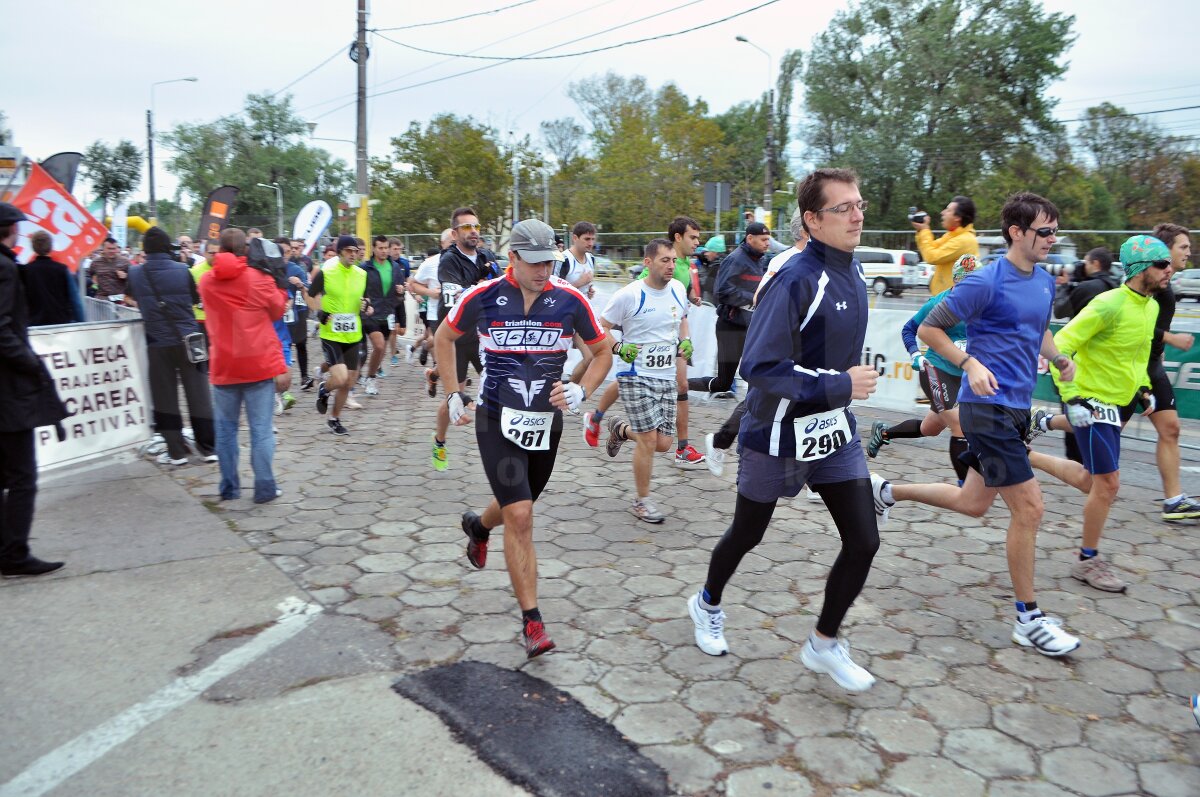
left=815, top=200, right=868, bottom=215
left=1026, top=226, right=1059, bottom=238
left=456, top=223, right=481, bottom=231
left=1144, top=259, right=1171, bottom=269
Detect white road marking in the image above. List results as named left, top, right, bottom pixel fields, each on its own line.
left=0, top=599, right=321, bottom=797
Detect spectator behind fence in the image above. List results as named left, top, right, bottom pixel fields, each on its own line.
left=0, top=202, right=70, bottom=577
left=199, top=227, right=287, bottom=503
left=126, top=227, right=217, bottom=466
left=22, top=231, right=84, bottom=326
left=90, top=237, right=131, bottom=301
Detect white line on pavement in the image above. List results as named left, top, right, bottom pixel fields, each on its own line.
left=0, top=598, right=321, bottom=797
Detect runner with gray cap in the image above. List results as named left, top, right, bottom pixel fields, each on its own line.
left=436, top=218, right=613, bottom=658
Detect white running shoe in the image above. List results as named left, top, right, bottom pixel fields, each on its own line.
left=800, top=638, right=875, bottom=692
left=406, top=344, right=415, bottom=364
left=805, top=486, right=822, bottom=502
left=364, top=377, right=379, bottom=396
left=346, top=393, right=363, bottom=410
left=1012, top=614, right=1080, bottom=657
left=274, top=394, right=284, bottom=416
left=631, top=497, right=665, bottom=524
left=687, top=593, right=729, bottom=656
left=704, top=433, right=725, bottom=477
left=870, top=472, right=893, bottom=526
left=156, top=452, right=188, bottom=466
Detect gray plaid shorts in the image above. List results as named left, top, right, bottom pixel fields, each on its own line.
left=617, top=374, right=676, bottom=435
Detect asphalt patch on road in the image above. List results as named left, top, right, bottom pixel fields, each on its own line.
left=394, top=661, right=670, bottom=797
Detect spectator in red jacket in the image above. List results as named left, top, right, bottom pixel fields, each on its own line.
left=198, top=227, right=286, bottom=503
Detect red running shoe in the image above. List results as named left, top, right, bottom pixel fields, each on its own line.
left=462, top=511, right=488, bottom=569
left=522, top=619, right=556, bottom=659
left=582, top=411, right=601, bottom=447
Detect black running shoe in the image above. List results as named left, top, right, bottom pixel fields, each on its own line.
left=462, top=511, right=489, bottom=569
left=316, top=385, right=329, bottom=415
left=418, top=346, right=428, bottom=366
left=328, top=419, right=349, bottom=436
left=301, top=377, right=316, bottom=392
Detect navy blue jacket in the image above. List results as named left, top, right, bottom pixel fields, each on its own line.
left=715, top=241, right=766, bottom=326
left=127, top=253, right=200, bottom=347
left=738, top=238, right=868, bottom=457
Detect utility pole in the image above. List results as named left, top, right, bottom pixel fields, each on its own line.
left=146, top=111, right=156, bottom=223
left=542, top=169, right=550, bottom=225
left=765, top=85, right=774, bottom=224
left=512, top=148, right=520, bottom=225
left=354, top=0, right=370, bottom=243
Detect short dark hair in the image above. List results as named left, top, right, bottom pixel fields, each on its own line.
left=1085, top=247, right=1113, bottom=270
left=572, top=221, right=596, bottom=237
left=644, top=238, right=673, bottom=260
left=999, top=192, right=1059, bottom=245
left=951, top=195, right=976, bottom=227
left=373, top=234, right=389, bottom=246
left=31, top=230, right=53, bottom=256
left=796, top=168, right=859, bottom=234
left=451, top=207, right=477, bottom=228
left=1154, top=223, right=1190, bottom=248
left=667, top=216, right=700, bottom=242
left=104, top=237, right=117, bottom=245
left=274, top=236, right=291, bottom=248
left=220, top=227, right=248, bottom=255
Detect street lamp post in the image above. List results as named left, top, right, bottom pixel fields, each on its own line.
left=257, top=183, right=284, bottom=237
left=735, top=36, right=774, bottom=222
left=147, top=77, right=198, bottom=223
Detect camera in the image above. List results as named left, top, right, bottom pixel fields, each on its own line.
left=1038, top=262, right=1075, bottom=277
left=907, top=206, right=928, bottom=224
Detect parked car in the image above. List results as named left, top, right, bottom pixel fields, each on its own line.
left=591, top=255, right=623, bottom=279
left=1172, top=268, right=1200, bottom=300
left=853, top=247, right=924, bottom=297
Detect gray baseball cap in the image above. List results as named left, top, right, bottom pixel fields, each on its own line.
left=508, top=219, right=558, bottom=264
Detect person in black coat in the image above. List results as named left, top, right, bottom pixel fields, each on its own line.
left=21, top=231, right=84, bottom=326
left=0, top=203, right=69, bottom=576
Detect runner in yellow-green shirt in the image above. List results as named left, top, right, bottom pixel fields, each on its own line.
left=304, top=235, right=370, bottom=436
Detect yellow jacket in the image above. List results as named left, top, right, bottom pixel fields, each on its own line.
left=916, top=224, right=980, bottom=295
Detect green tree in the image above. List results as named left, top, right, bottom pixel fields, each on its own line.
left=803, top=0, right=1075, bottom=222
left=0, top=111, right=11, bottom=146
left=82, top=139, right=142, bottom=218
left=162, top=93, right=351, bottom=234
left=370, top=114, right=543, bottom=244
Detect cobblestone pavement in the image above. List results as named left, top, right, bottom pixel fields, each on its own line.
left=166, top=359, right=1200, bottom=797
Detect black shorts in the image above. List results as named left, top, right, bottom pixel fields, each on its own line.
left=454, top=338, right=478, bottom=383
left=958, top=402, right=1034, bottom=488
left=287, top=312, right=308, bottom=346
left=321, top=338, right=362, bottom=371
left=476, top=408, right=563, bottom=507
left=919, top=363, right=961, bottom=413
left=1143, top=360, right=1176, bottom=413
left=393, top=303, right=406, bottom=330
left=364, top=318, right=390, bottom=338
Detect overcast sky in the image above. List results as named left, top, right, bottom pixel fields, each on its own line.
left=4, top=0, right=1197, bottom=206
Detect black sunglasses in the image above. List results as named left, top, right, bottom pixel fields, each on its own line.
left=1145, top=259, right=1171, bottom=269
left=1026, top=226, right=1058, bottom=238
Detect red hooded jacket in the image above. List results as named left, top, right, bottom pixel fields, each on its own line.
left=198, top=252, right=287, bottom=386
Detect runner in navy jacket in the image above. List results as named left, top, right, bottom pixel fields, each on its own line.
left=686, top=169, right=884, bottom=694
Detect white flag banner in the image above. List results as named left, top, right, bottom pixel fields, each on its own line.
left=110, top=201, right=129, bottom=249
left=30, top=321, right=152, bottom=470
left=292, top=200, right=333, bottom=256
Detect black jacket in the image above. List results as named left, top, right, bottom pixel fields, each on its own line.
left=715, top=241, right=767, bottom=327
left=127, top=254, right=201, bottom=347
left=0, top=244, right=69, bottom=434
left=22, top=255, right=80, bottom=326
left=437, top=246, right=489, bottom=322
left=1053, top=268, right=1120, bottom=320
left=360, top=258, right=402, bottom=320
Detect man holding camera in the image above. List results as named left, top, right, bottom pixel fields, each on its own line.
left=1053, top=247, right=1120, bottom=320
left=911, top=196, right=980, bottom=295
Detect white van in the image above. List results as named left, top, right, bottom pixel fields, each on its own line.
left=853, top=247, right=926, bottom=297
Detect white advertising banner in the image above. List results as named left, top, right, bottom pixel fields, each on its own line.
left=29, top=321, right=152, bottom=470
left=110, top=201, right=129, bottom=249
left=860, top=308, right=926, bottom=411
left=292, top=200, right=333, bottom=256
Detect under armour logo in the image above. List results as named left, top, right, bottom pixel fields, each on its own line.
left=508, top=378, right=546, bottom=407
left=496, top=295, right=508, bottom=306
left=835, top=301, right=847, bottom=311
left=543, top=296, right=556, bottom=306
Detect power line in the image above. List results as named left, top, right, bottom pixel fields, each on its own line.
left=373, top=0, right=729, bottom=61
left=314, top=0, right=776, bottom=119
left=299, top=0, right=619, bottom=113
left=373, top=1, right=539, bottom=32
left=268, top=44, right=348, bottom=98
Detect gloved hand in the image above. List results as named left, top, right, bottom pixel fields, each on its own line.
left=911, top=352, right=926, bottom=372
left=616, top=342, right=640, bottom=364
left=1139, top=389, right=1156, bottom=415
left=447, top=391, right=472, bottom=424
left=677, top=338, right=694, bottom=359
left=1066, top=398, right=1095, bottom=428
left=561, top=382, right=585, bottom=412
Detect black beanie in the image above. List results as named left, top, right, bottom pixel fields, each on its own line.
left=143, top=226, right=172, bottom=254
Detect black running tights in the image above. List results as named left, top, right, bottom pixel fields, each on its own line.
left=704, top=480, right=880, bottom=638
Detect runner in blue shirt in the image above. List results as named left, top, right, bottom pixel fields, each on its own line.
left=874, top=192, right=1083, bottom=658
left=435, top=219, right=612, bottom=659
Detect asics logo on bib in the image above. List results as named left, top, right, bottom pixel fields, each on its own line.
left=804, top=415, right=840, bottom=434
left=508, top=378, right=547, bottom=408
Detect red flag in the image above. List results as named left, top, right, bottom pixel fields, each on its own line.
left=10, top=163, right=108, bottom=272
